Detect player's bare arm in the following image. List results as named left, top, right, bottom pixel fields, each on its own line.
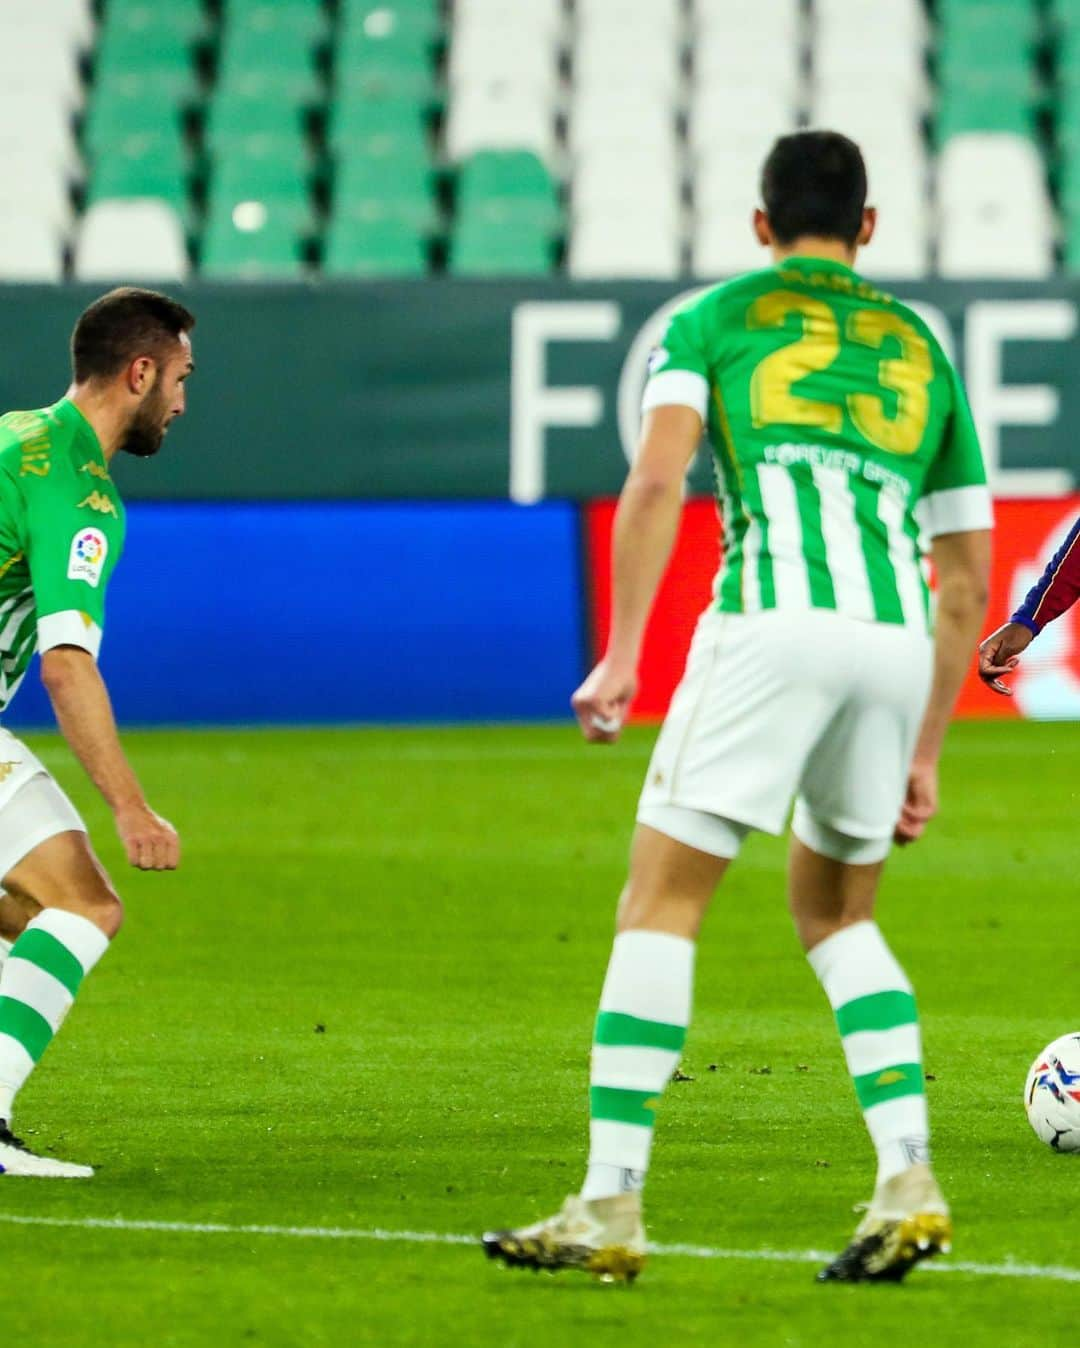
left=978, top=512, right=1080, bottom=696
left=570, top=404, right=702, bottom=744
left=895, top=528, right=991, bottom=845
left=40, top=645, right=178, bottom=872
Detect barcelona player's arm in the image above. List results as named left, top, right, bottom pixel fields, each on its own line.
left=978, top=515, right=1080, bottom=697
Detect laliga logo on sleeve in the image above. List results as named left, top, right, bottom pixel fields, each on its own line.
left=67, top=527, right=108, bottom=588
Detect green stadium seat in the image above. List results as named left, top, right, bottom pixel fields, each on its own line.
left=204, top=97, right=309, bottom=153
left=218, top=4, right=327, bottom=58
left=449, top=222, right=555, bottom=276
left=99, top=0, right=206, bottom=42
left=211, top=152, right=311, bottom=203
left=201, top=202, right=307, bottom=279
left=83, top=95, right=187, bottom=157
left=322, top=218, right=428, bottom=276
left=334, top=157, right=437, bottom=230
left=86, top=135, right=189, bottom=213
left=340, top=0, right=441, bottom=29
left=936, top=70, right=1039, bottom=142
left=326, top=97, right=430, bottom=162
left=457, top=151, right=558, bottom=205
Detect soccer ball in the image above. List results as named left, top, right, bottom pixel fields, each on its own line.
left=1025, top=1033, right=1080, bottom=1151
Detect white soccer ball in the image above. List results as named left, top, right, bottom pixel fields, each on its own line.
left=1025, top=1033, right=1080, bottom=1151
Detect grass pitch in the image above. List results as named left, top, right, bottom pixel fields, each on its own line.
left=1, top=720, right=1077, bottom=1346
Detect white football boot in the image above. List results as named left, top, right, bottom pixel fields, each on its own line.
left=0, top=1123, right=93, bottom=1178
left=818, top=1163, right=951, bottom=1282
left=483, top=1193, right=646, bottom=1282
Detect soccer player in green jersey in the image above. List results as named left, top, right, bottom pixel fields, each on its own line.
left=0, top=287, right=193, bottom=1176
left=484, top=133, right=992, bottom=1282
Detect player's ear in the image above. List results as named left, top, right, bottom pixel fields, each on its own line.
left=858, top=207, right=877, bottom=247
left=752, top=209, right=772, bottom=247
left=127, top=356, right=156, bottom=396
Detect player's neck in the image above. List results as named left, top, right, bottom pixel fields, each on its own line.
left=771, top=238, right=857, bottom=268
left=65, top=383, right=126, bottom=462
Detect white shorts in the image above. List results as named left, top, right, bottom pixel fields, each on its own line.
left=0, top=730, right=86, bottom=881
left=637, top=608, right=933, bottom=864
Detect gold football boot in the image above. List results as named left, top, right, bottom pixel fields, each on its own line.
left=818, top=1163, right=952, bottom=1283
left=482, top=1193, right=646, bottom=1283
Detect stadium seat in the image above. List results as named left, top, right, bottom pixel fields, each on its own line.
left=938, top=134, right=1054, bottom=277
left=0, top=153, right=75, bottom=231
left=86, top=138, right=190, bottom=214
left=444, top=85, right=557, bottom=163
left=322, top=217, right=428, bottom=277
left=691, top=86, right=800, bottom=154
left=327, top=98, right=431, bottom=164
left=201, top=202, right=306, bottom=280
left=74, top=200, right=189, bottom=281
left=570, top=89, right=678, bottom=157
left=574, top=150, right=682, bottom=228
left=334, top=157, right=437, bottom=230
left=569, top=215, right=682, bottom=279
left=450, top=221, right=555, bottom=276
left=0, top=211, right=65, bottom=282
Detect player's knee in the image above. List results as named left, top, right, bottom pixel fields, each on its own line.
left=63, top=880, right=123, bottom=939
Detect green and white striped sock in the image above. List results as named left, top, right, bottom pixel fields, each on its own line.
left=0, top=909, right=110, bottom=1122
left=582, top=930, right=693, bottom=1201
left=808, top=920, right=928, bottom=1185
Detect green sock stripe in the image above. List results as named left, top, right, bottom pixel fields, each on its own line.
left=594, top=1011, right=687, bottom=1053
left=835, top=990, right=917, bottom=1037
left=590, top=1085, right=660, bottom=1128
left=852, top=1062, right=925, bottom=1110
left=10, top=929, right=85, bottom=997
left=0, top=996, right=53, bottom=1063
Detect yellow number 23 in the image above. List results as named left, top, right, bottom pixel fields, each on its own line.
left=747, top=291, right=932, bottom=456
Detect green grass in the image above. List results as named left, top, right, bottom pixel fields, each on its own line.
left=2, top=720, right=1078, bottom=1346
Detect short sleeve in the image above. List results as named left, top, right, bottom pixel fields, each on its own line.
left=641, top=302, right=711, bottom=419
left=21, top=478, right=116, bottom=660
left=916, top=360, right=994, bottom=538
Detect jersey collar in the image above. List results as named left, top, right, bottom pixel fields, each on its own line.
left=50, top=397, right=108, bottom=471
left=776, top=255, right=858, bottom=277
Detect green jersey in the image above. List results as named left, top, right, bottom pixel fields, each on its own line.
left=0, top=398, right=125, bottom=714
left=642, top=257, right=992, bottom=630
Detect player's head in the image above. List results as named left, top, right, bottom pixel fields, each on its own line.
left=71, top=287, right=196, bottom=458
left=754, top=131, right=876, bottom=259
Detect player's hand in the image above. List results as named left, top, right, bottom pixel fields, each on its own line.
left=571, top=656, right=638, bottom=743
left=978, top=622, right=1034, bottom=696
left=115, top=804, right=180, bottom=871
left=894, top=759, right=937, bottom=846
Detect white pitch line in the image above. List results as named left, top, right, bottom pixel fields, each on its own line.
left=0, top=1213, right=1076, bottom=1284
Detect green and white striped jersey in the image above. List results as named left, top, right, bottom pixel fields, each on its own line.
left=0, top=399, right=124, bottom=714
left=643, top=257, right=992, bottom=630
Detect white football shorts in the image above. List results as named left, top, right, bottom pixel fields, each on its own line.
left=637, top=608, right=933, bottom=864
left=0, top=729, right=86, bottom=880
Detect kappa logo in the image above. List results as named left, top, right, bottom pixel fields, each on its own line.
left=0, top=761, right=21, bottom=785
left=79, top=461, right=110, bottom=482
left=67, top=527, right=108, bottom=588
left=647, top=346, right=671, bottom=375
left=77, top=491, right=118, bottom=519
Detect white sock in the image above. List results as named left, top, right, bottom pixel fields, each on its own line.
left=808, top=921, right=929, bottom=1186
left=582, top=930, right=694, bottom=1201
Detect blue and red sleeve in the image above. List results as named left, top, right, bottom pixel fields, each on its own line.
left=1011, top=515, right=1080, bottom=635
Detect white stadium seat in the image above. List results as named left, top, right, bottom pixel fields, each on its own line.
left=0, top=211, right=65, bottom=282
left=574, top=33, right=681, bottom=97
left=573, top=148, right=682, bottom=221
left=569, top=214, right=682, bottom=279
left=444, top=84, right=557, bottom=163
left=693, top=212, right=771, bottom=278
left=695, top=0, right=801, bottom=41
left=569, top=95, right=679, bottom=157
left=690, top=85, right=801, bottom=154
left=937, top=134, right=1055, bottom=278
left=74, top=200, right=189, bottom=282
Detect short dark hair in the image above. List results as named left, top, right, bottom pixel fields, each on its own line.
left=71, top=287, right=195, bottom=383
left=760, top=131, right=868, bottom=247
